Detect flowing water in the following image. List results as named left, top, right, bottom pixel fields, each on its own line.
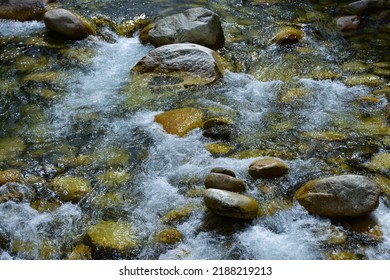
left=0, top=0, right=389, bottom=260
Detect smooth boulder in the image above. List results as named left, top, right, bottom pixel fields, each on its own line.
left=336, top=16, right=361, bottom=32
left=44, top=8, right=96, bottom=40
left=295, top=175, right=380, bottom=218
left=204, top=188, right=259, bottom=220
left=132, top=43, right=225, bottom=86
left=0, top=0, right=46, bottom=21
left=154, top=107, right=203, bottom=137
left=204, top=173, right=246, bottom=192
left=248, top=158, right=289, bottom=179
left=141, top=8, right=224, bottom=50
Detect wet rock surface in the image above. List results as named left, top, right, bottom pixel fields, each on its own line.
left=0, top=0, right=46, bottom=21
left=295, top=175, right=380, bottom=218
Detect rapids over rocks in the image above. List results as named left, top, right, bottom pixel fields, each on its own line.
left=0, top=0, right=389, bottom=260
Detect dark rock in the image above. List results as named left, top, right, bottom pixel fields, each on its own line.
left=141, top=8, right=224, bottom=50
left=347, top=0, right=390, bottom=15
left=44, top=8, right=96, bottom=40
left=295, top=175, right=380, bottom=218
left=0, top=0, right=46, bottom=21
left=203, top=125, right=231, bottom=141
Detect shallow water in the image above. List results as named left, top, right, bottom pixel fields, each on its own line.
left=0, top=0, right=389, bottom=260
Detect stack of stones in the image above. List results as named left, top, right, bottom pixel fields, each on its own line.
left=203, top=157, right=289, bottom=220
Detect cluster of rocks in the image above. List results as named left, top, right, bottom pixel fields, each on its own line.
left=336, top=0, right=390, bottom=31
left=203, top=158, right=289, bottom=220
left=201, top=159, right=381, bottom=221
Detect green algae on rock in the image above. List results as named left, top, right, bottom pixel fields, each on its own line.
left=154, top=107, right=203, bottom=137
left=155, top=227, right=182, bottom=245
left=50, top=175, right=91, bottom=203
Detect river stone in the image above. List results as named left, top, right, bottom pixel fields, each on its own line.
left=295, top=175, right=380, bottom=218
left=50, top=175, right=91, bottom=203
left=154, top=107, right=203, bottom=137
left=155, top=227, right=182, bottom=245
left=0, top=0, right=46, bottom=21
left=141, top=8, right=224, bottom=50
left=336, top=16, right=361, bottom=32
left=0, top=169, right=22, bottom=185
left=86, top=220, right=139, bottom=258
left=204, top=188, right=259, bottom=220
left=132, top=43, right=224, bottom=86
left=44, top=8, right=96, bottom=40
left=248, top=158, right=289, bottom=179
left=364, top=153, right=390, bottom=175
left=205, top=173, right=246, bottom=192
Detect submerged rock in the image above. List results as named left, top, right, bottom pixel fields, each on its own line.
left=44, top=8, right=96, bottom=40
left=295, top=175, right=380, bottom=218
left=363, top=153, right=390, bottom=175
left=140, top=8, right=224, bottom=50
left=0, top=0, right=46, bottom=21
left=86, top=220, right=139, bottom=258
left=205, top=143, right=234, bottom=156
left=204, top=188, right=259, bottom=220
left=248, top=158, right=289, bottom=179
left=204, top=173, right=246, bottom=192
left=50, top=175, right=91, bottom=203
left=67, top=244, right=92, bottom=260
left=155, top=227, right=182, bottom=245
left=0, top=169, right=22, bottom=186
left=347, top=0, right=390, bottom=15
left=132, top=43, right=225, bottom=86
left=154, top=107, right=203, bottom=137
left=343, top=74, right=383, bottom=87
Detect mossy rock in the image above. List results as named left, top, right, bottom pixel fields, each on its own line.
left=185, top=188, right=205, bottom=198
left=205, top=143, right=234, bottom=156
left=326, top=228, right=348, bottom=246
left=154, top=107, right=203, bottom=137
left=202, top=117, right=232, bottom=129
left=50, top=176, right=91, bottom=203
left=327, top=251, right=361, bottom=260
left=279, top=88, right=310, bottom=103
left=30, top=199, right=61, bottom=213
left=343, top=74, right=383, bottom=87
left=302, top=131, right=347, bottom=141
left=375, top=175, right=390, bottom=200
left=155, top=227, right=182, bottom=245
left=116, top=16, right=150, bottom=37
left=60, top=46, right=95, bottom=65
left=372, top=86, right=390, bottom=96
left=161, top=204, right=197, bottom=224
left=15, top=55, right=50, bottom=73
left=364, top=153, right=390, bottom=175
left=0, top=137, right=27, bottom=162
left=272, top=26, right=304, bottom=45
left=86, top=220, right=139, bottom=258
left=92, top=147, right=130, bottom=167
left=355, top=117, right=390, bottom=137
left=58, top=155, right=93, bottom=168
left=67, top=244, right=92, bottom=260
left=258, top=197, right=292, bottom=217
left=21, top=72, right=62, bottom=86
left=0, top=183, right=34, bottom=204
left=0, top=169, right=22, bottom=185
left=97, top=170, right=132, bottom=188
left=342, top=61, right=371, bottom=74
left=231, top=149, right=295, bottom=160
left=373, top=68, right=390, bottom=78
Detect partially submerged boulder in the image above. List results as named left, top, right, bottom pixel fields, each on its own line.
left=204, top=172, right=246, bottom=192
left=132, top=43, right=225, bottom=86
left=204, top=188, right=259, bottom=220
left=44, top=8, right=96, bottom=40
left=140, top=7, right=224, bottom=50
left=0, top=0, right=46, bottom=21
left=295, top=175, right=380, bottom=218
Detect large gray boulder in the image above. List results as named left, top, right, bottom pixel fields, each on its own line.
left=141, top=8, right=224, bottom=50
left=44, top=8, right=96, bottom=40
left=295, top=175, right=380, bottom=218
left=132, top=43, right=225, bottom=86
left=0, top=0, right=46, bottom=21
left=204, top=188, right=259, bottom=220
